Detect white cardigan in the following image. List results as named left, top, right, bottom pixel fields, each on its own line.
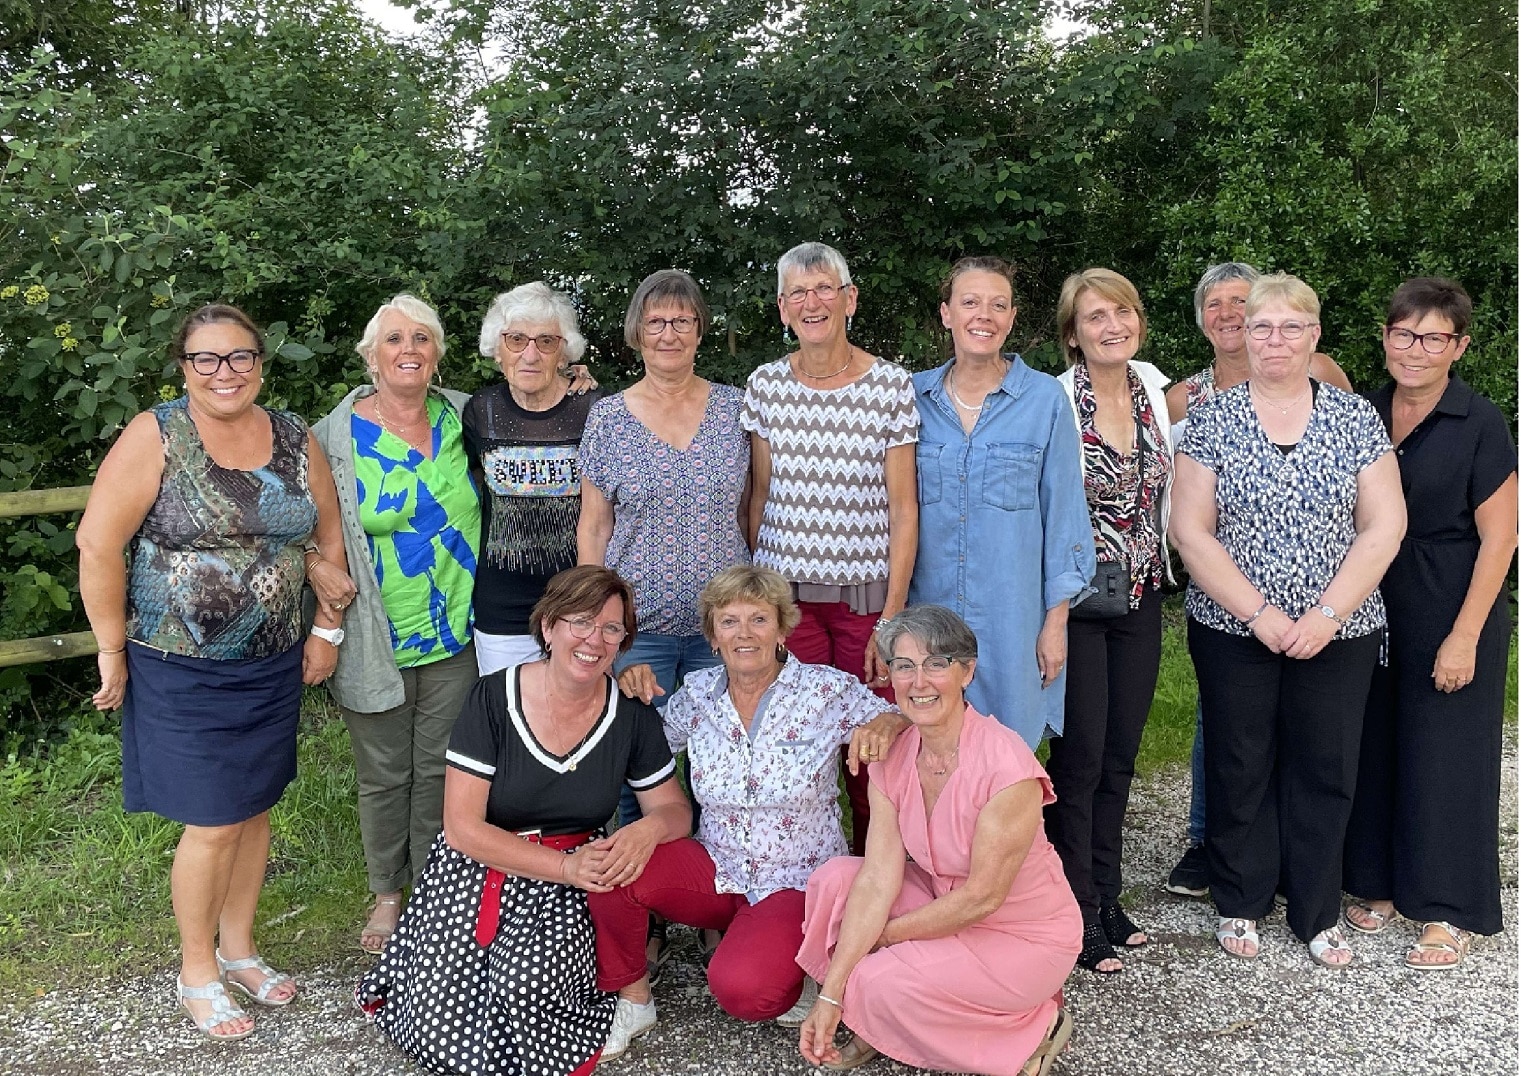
left=1057, top=360, right=1176, bottom=585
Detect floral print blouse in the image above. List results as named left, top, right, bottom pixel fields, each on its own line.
left=663, top=656, right=890, bottom=902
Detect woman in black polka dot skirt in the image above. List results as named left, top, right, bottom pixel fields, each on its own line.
left=356, top=566, right=690, bottom=1075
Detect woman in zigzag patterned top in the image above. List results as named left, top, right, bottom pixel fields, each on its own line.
left=743, top=241, right=921, bottom=854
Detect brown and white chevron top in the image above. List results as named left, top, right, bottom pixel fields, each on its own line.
left=741, top=357, right=919, bottom=586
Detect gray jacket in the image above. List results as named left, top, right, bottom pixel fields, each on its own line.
left=311, top=383, right=474, bottom=714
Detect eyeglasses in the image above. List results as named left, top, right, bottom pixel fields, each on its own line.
left=1385, top=327, right=1462, bottom=354
left=642, top=316, right=698, bottom=336
left=782, top=283, right=849, bottom=306
left=183, top=349, right=262, bottom=376
left=1245, top=320, right=1317, bottom=341
left=560, top=616, right=629, bottom=644
left=887, top=654, right=957, bottom=676
left=500, top=331, right=565, bottom=354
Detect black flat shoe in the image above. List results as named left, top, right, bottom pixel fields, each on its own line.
left=1077, top=920, right=1123, bottom=974
left=1099, top=901, right=1148, bottom=948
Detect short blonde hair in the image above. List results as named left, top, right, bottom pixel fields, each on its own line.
left=356, top=294, right=448, bottom=366
left=1245, top=273, right=1320, bottom=320
left=1056, top=268, right=1148, bottom=366
left=698, top=565, right=801, bottom=644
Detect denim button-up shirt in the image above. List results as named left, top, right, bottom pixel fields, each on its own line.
left=908, top=357, right=1094, bottom=746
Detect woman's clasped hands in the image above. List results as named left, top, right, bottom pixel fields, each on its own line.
left=560, top=819, right=666, bottom=892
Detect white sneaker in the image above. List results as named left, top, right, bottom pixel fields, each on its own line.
left=601, top=997, right=657, bottom=1061
left=774, top=976, right=819, bottom=1028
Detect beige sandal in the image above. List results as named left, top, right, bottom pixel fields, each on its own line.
left=1407, top=921, right=1472, bottom=970
left=1343, top=900, right=1397, bottom=935
left=1022, top=1006, right=1073, bottom=1076
left=822, top=1033, right=880, bottom=1071
left=360, top=895, right=403, bottom=956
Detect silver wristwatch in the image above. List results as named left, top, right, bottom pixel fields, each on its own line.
left=1317, top=604, right=1344, bottom=626
left=310, top=624, right=346, bottom=646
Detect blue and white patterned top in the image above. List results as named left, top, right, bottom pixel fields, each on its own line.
left=579, top=384, right=751, bottom=635
left=1177, top=381, right=1392, bottom=638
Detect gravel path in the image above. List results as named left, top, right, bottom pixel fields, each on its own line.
left=3, top=735, right=1514, bottom=1076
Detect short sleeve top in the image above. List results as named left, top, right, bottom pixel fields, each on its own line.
left=663, top=657, right=890, bottom=901
left=445, top=665, right=676, bottom=835
left=353, top=397, right=481, bottom=666
left=578, top=385, right=751, bottom=635
left=741, top=359, right=919, bottom=586
left=1178, top=382, right=1392, bottom=637
left=128, top=399, right=317, bottom=659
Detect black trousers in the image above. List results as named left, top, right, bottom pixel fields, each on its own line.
left=1045, top=585, right=1162, bottom=921
left=1189, top=619, right=1381, bottom=941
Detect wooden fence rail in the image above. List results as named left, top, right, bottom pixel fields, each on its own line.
left=0, top=485, right=95, bottom=668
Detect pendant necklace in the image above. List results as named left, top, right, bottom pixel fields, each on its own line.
left=922, top=746, right=959, bottom=776
left=1250, top=380, right=1310, bottom=415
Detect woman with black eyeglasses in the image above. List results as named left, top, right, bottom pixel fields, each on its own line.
left=464, top=282, right=603, bottom=677
left=1170, top=273, right=1405, bottom=969
left=78, top=304, right=348, bottom=1039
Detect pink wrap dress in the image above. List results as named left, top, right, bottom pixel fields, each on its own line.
left=796, top=706, right=1082, bottom=1075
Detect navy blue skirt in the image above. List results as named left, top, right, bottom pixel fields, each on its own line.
left=121, top=641, right=302, bottom=826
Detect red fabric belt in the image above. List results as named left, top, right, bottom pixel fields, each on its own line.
left=475, top=830, right=595, bottom=948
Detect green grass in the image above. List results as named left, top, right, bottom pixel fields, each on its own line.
left=2, top=612, right=1515, bottom=1002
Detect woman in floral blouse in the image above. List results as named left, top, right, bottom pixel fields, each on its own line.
left=1050, top=269, right=1173, bottom=975
left=589, top=566, right=906, bottom=1062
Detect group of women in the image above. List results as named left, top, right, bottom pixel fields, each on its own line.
left=76, top=243, right=1513, bottom=1075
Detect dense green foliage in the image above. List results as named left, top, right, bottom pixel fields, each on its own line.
left=1, top=0, right=1515, bottom=739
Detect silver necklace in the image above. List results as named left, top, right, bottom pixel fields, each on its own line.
left=1250, top=380, right=1311, bottom=415
left=920, top=746, right=959, bottom=776
left=945, top=360, right=1005, bottom=412
left=797, top=346, right=854, bottom=380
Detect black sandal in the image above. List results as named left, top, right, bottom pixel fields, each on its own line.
left=1099, top=901, right=1148, bottom=948
left=1077, top=920, right=1123, bottom=974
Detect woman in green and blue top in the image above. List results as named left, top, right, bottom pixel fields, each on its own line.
left=312, top=294, right=482, bottom=956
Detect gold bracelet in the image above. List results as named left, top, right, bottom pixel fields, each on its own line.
left=97, top=645, right=126, bottom=655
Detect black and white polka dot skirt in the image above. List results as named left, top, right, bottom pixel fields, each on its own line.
left=356, top=833, right=615, bottom=1076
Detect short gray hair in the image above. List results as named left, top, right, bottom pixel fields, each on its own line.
left=1193, top=263, right=1260, bottom=329
left=776, top=242, right=853, bottom=297
left=875, top=605, right=979, bottom=666
left=623, top=270, right=711, bottom=350
left=356, top=293, right=447, bottom=365
left=478, top=282, right=587, bottom=363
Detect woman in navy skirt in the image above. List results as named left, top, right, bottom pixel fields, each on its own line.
left=77, top=304, right=349, bottom=1041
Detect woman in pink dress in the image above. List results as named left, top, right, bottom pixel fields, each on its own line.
left=796, top=605, right=1082, bottom=1075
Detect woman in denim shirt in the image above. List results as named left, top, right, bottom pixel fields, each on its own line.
left=909, top=257, right=1094, bottom=750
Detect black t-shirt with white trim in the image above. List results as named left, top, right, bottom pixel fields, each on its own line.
left=445, top=664, right=675, bottom=835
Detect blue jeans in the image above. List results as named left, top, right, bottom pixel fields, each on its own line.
left=615, top=631, right=719, bottom=826
left=1187, top=696, right=1206, bottom=845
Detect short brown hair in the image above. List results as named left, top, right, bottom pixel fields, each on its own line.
left=1056, top=268, right=1148, bottom=366
left=624, top=269, right=711, bottom=349
left=698, top=565, right=802, bottom=644
left=171, top=304, right=265, bottom=365
left=530, top=565, right=638, bottom=655
left=939, top=256, right=1016, bottom=304
left=1386, top=276, right=1472, bottom=337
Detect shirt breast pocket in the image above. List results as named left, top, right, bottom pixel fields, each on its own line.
left=917, top=443, right=944, bottom=505
left=980, top=443, right=1041, bottom=511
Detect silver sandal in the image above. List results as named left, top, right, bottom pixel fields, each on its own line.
left=216, top=949, right=296, bottom=1007
left=177, top=976, right=253, bottom=1041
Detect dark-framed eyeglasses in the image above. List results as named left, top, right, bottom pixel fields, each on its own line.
left=642, top=315, right=698, bottom=336
left=1245, top=320, right=1317, bottom=341
left=560, top=616, right=628, bottom=644
left=782, top=282, right=849, bottom=306
left=183, top=349, right=262, bottom=376
left=887, top=654, right=957, bottom=676
left=1384, top=327, right=1462, bottom=354
left=500, top=331, right=565, bottom=355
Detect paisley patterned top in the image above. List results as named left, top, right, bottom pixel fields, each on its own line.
left=664, top=655, right=890, bottom=902
left=128, top=398, right=316, bottom=659
left=1177, top=381, right=1391, bottom=638
left=1072, top=362, right=1171, bottom=608
left=1180, top=365, right=1216, bottom=414
left=352, top=397, right=480, bottom=667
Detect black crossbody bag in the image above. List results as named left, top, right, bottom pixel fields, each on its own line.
left=1070, top=414, right=1147, bottom=621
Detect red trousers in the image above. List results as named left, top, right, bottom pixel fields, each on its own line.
left=587, top=839, right=807, bottom=1021
left=787, top=600, right=895, bottom=856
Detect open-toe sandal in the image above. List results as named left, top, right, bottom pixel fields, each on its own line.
left=1099, top=901, right=1147, bottom=948
left=216, top=949, right=296, bottom=1007
left=1215, top=917, right=1260, bottom=959
left=1406, top=921, right=1472, bottom=970
left=822, top=1034, right=880, bottom=1071
left=178, top=976, right=254, bottom=1041
left=360, top=895, right=402, bottom=956
left=1021, top=1005, right=1073, bottom=1076
left=1077, top=921, right=1123, bottom=974
left=1343, top=900, right=1397, bottom=935
left=1307, top=926, right=1353, bottom=969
